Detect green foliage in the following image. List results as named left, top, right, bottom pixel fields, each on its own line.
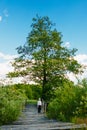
left=30, top=84, right=42, bottom=99
left=13, top=84, right=42, bottom=100
left=8, top=15, right=82, bottom=101
left=27, top=99, right=37, bottom=104
left=0, top=83, right=42, bottom=125
left=0, top=86, right=27, bottom=125
left=25, top=86, right=33, bottom=99
left=47, top=80, right=87, bottom=122
left=13, top=84, right=33, bottom=99
left=74, top=79, right=87, bottom=118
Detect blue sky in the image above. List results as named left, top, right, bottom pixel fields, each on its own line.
left=0, top=0, right=87, bottom=81
left=0, top=0, right=87, bottom=55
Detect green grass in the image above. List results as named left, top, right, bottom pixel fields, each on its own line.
left=27, top=99, right=37, bottom=104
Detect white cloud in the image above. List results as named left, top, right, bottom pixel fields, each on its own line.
left=1, top=51, right=87, bottom=84
left=0, top=16, right=2, bottom=22
left=74, top=54, right=87, bottom=65
left=3, top=9, right=9, bottom=17
left=68, top=54, right=87, bottom=83
left=64, top=42, right=70, bottom=48
left=0, top=9, right=9, bottom=23
left=67, top=72, right=78, bottom=83
left=0, top=61, right=13, bottom=78
left=0, top=52, right=18, bottom=78
left=0, top=52, right=17, bottom=60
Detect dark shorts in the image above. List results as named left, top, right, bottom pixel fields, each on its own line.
left=38, top=105, right=41, bottom=113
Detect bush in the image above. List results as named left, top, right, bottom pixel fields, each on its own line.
left=47, top=81, right=87, bottom=122
left=30, top=84, right=42, bottom=99
left=13, top=84, right=42, bottom=100
left=0, top=86, right=27, bottom=125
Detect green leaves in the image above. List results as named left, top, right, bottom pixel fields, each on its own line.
left=0, top=86, right=27, bottom=125
left=47, top=80, right=87, bottom=121
left=8, top=15, right=82, bottom=101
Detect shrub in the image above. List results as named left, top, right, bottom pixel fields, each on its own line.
left=30, top=84, right=42, bottom=99
left=47, top=81, right=87, bottom=122
left=0, top=86, right=27, bottom=125
left=13, top=84, right=42, bottom=100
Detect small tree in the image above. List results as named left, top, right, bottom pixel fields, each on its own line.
left=8, top=15, right=82, bottom=100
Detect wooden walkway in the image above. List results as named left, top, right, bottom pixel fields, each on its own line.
left=0, top=104, right=87, bottom=130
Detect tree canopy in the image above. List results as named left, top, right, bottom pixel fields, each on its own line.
left=8, top=15, right=82, bottom=100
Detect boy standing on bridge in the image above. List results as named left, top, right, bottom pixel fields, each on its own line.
left=37, top=98, right=42, bottom=113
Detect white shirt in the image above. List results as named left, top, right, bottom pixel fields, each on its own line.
left=37, top=100, right=42, bottom=106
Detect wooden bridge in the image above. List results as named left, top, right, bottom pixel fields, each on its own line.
left=0, top=104, right=87, bottom=130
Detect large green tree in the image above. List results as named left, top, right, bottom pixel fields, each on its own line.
left=8, top=15, right=82, bottom=100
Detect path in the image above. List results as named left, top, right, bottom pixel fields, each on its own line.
left=0, top=104, right=86, bottom=130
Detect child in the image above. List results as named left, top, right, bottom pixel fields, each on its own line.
left=37, top=98, right=42, bottom=113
